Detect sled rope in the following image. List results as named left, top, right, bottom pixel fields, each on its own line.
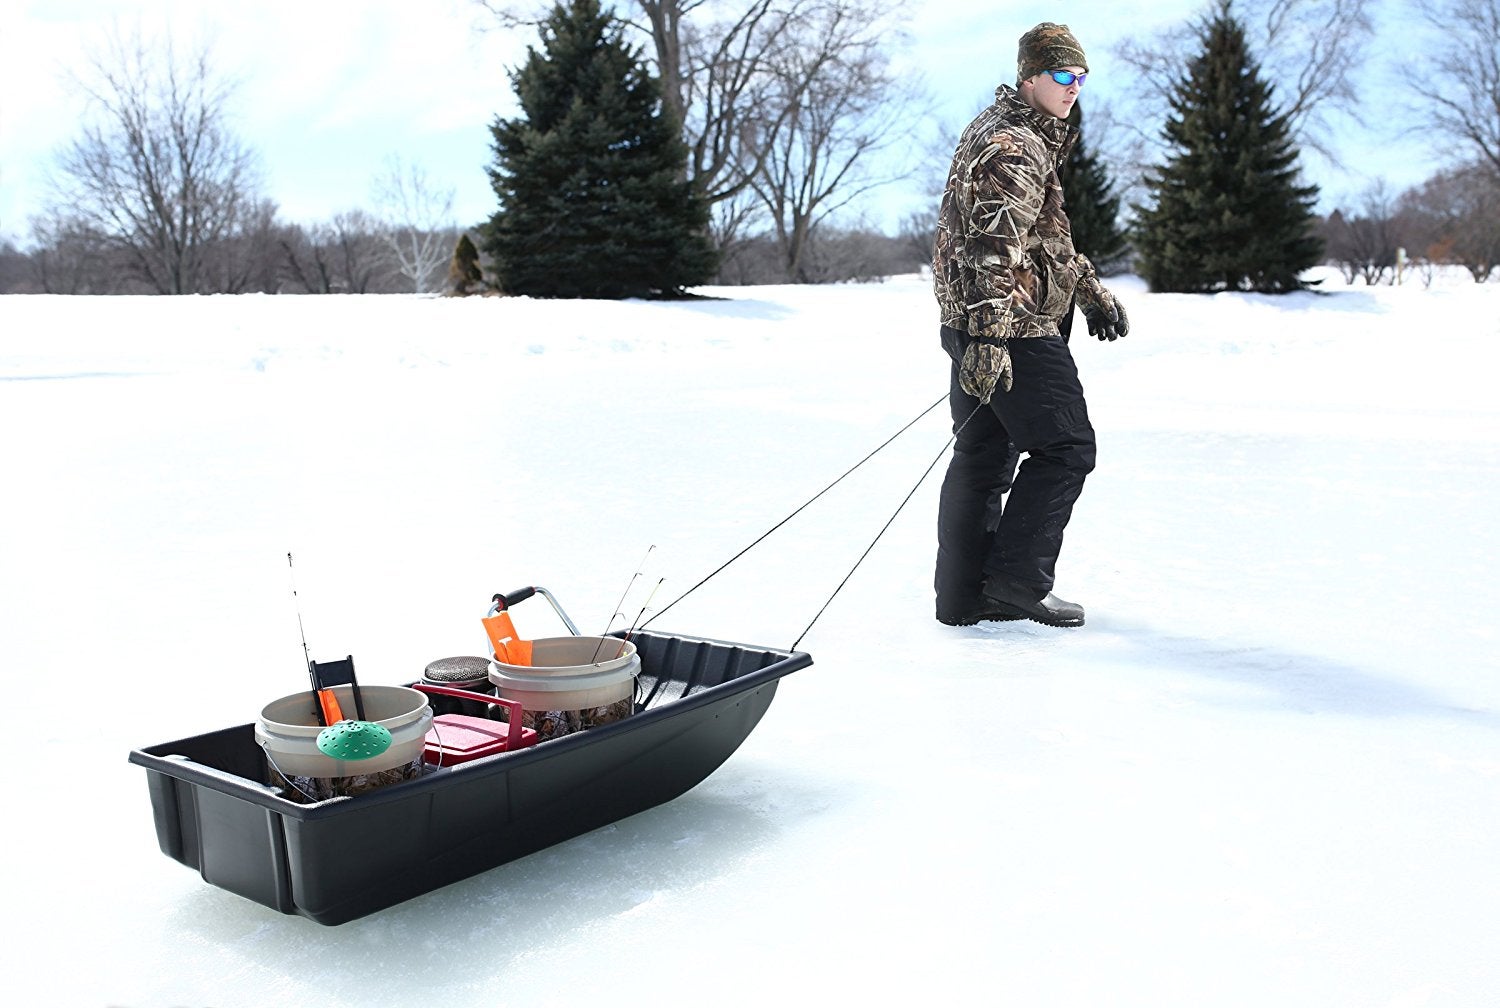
left=640, top=394, right=953, bottom=636
left=641, top=395, right=990, bottom=651
left=790, top=400, right=986, bottom=651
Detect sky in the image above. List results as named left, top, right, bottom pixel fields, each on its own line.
left=0, top=0, right=1445, bottom=245
left=2, top=267, right=1498, bottom=1005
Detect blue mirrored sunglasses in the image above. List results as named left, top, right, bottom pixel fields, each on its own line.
left=1045, top=69, right=1087, bottom=86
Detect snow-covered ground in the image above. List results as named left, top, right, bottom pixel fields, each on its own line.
left=3, top=271, right=1497, bottom=1007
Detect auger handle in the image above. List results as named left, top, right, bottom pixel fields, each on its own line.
left=494, top=587, right=538, bottom=609
left=489, top=585, right=580, bottom=635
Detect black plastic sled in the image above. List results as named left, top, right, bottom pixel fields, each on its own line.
left=129, top=629, right=812, bottom=925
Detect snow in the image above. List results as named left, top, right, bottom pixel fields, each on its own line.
left=2, top=271, right=1498, bottom=1007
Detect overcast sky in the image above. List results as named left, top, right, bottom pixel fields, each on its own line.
left=0, top=0, right=1439, bottom=246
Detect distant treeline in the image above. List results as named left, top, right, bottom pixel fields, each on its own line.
left=4, top=0, right=1496, bottom=295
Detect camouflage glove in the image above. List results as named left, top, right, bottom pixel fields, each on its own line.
left=1081, top=290, right=1129, bottom=341
left=959, top=340, right=1012, bottom=402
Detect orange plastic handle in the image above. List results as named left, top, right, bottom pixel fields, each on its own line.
left=317, top=688, right=345, bottom=726
left=482, top=612, right=533, bottom=666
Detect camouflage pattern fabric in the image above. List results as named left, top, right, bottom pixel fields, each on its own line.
left=521, top=698, right=633, bottom=742
left=933, top=84, right=1116, bottom=392
left=271, top=757, right=423, bottom=804
left=1016, top=22, right=1089, bottom=84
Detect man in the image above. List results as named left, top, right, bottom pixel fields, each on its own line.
left=932, top=22, right=1129, bottom=629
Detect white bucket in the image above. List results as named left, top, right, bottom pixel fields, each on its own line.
left=255, top=684, right=433, bottom=779
left=488, top=636, right=639, bottom=714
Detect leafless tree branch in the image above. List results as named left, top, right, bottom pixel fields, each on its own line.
left=371, top=156, right=459, bottom=293
left=1413, top=0, right=1500, bottom=181
left=47, top=28, right=264, bottom=294
left=739, top=1, right=921, bottom=279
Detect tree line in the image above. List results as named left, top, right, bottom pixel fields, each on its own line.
left=2, top=0, right=1496, bottom=296
left=1319, top=165, right=1500, bottom=286
left=1122, top=0, right=1498, bottom=289
left=2, top=0, right=926, bottom=296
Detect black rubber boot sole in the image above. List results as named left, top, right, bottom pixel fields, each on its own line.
left=1011, top=608, right=1084, bottom=629
left=981, top=586, right=1085, bottom=628
left=938, top=605, right=1026, bottom=627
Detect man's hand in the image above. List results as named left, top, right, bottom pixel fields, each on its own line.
left=1082, top=292, right=1129, bottom=341
left=960, top=340, right=1011, bottom=402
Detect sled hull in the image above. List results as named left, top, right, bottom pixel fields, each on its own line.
left=129, top=630, right=811, bottom=925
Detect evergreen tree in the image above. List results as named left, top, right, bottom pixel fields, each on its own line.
left=447, top=233, right=483, bottom=295
left=1062, top=101, right=1130, bottom=276
left=481, top=0, right=717, bottom=298
left=1131, top=1, right=1322, bottom=293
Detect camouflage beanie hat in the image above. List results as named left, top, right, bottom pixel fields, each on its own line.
left=1016, top=22, right=1088, bottom=84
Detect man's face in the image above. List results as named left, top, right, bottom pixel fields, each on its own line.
left=1022, top=65, right=1084, bottom=120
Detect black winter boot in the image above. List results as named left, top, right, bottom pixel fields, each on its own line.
left=982, top=578, right=1085, bottom=628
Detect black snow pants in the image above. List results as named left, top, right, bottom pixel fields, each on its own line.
left=934, top=322, right=1096, bottom=622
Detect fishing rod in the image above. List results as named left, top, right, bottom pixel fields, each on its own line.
left=289, top=552, right=390, bottom=759
left=289, top=552, right=339, bottom=722
left=593, top=544, right=655, bottom=663
left=614, top=576, right=664, bottom=659
left=289, top=552, right=312, bottom=671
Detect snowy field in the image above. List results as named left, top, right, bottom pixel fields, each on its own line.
left=2, top=271, right=1498, bottom=1007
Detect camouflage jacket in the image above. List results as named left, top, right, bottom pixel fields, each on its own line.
left=933, top=85, right=1115, bottom=359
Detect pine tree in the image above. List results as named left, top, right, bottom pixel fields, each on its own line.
left=447, top=233, right=483, bottom=295
left=481, top=0, right=717, bottom=298
left=1061, top=101, right=1129, bottom=276
left=1132, top=0, right=1322, bottom=293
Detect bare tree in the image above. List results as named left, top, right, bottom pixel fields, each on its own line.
left=0, top=241, right=40, bottom=294
left=897, top=209, right=935, bottom=269
left=1320, top=183, right=1400, bottom=284
left=280, top=210, right=402, bottom=294
left=707, top=185, right=769, bottom=272
left=279, top=225, right=337, bottom=295
left=708, top=223, right=916, bottom=283
left=27, top=213, right=120, bottom=293
left=636, top=0, right=700, bottom=129
left=743, top=2, right=920, bottom=280
left=1412, top=0, right=1500, bottom=181
left=46, top=29, right=264, bottom=294
left=796, top=222, right=917, bottom=282
left=1246, top=0, right=1374, bottom=160
left=371, top=156, right=459, bottom=294
left=328, top=210, right=394, bottom=293
left=1400, top=163, right=1500, bottom=282
left=208, top=197, right=282, bottom=293
left=675, top=1, right=807, bottom=205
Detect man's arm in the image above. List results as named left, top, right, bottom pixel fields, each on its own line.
left=963, top=130, right=1048, bottom=344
